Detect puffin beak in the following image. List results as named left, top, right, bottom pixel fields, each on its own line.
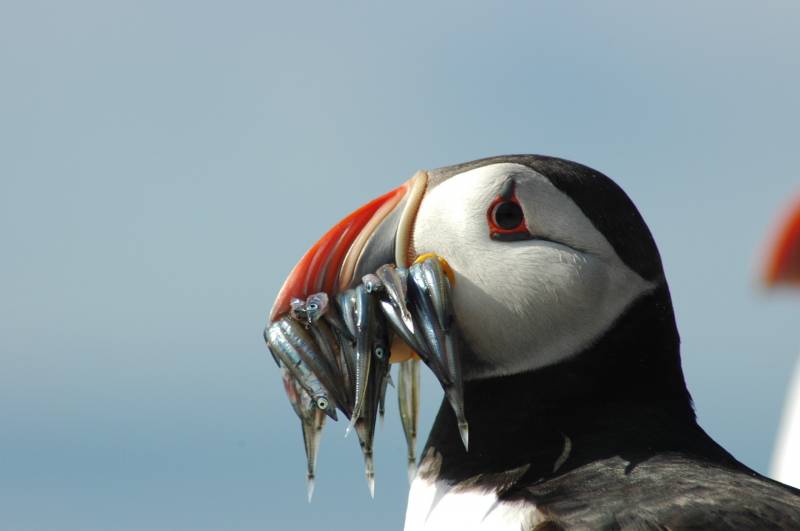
left=763, top=195, right=800, bottom=288
left=270, top=170, right=428, bottom=321
left=269, top=168, right=470, bottom=459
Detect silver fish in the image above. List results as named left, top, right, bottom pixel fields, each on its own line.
left=376, top=265, right=429, bottom=356
left=290, top=292, right=330, bottom=325
left=419, top=259, right=467, bottom=448
left=353, top=359, right=386, bottom=497
left=322, top=303, right=354, bottom=342
left=408, top=258, right=468, bottom=450
left=266, top=338, right=283, bottom=368
left=289, top=297, right=306, bottom=322
left=266, top=318, right=338, bottom=420
left=372, top=308, right=392, bottom=423
left=362, top=273, right=384, bottom=294
left=354, top=417, right=376, bottom=497
left=331, top=324, right=357, bottom=414
left=281, top=370, right=325, bottom=502
left=308, top=318, right=353, bottom=418
left=376, top=265, right=416, bottom=335
left=397, top=358, right=420, bottom=483
left=276, top=317, right=344, bottom=420
left=281, top=368, right=305, bottom=420
left=336, top=290, right=358, bottom=338
left=304, top=292, right=329, bottom=323
left=377, top=372, right=391, bottom=424
left=353, top=289, right=393, bottom=497
left=420, top=259, right=452, bottom=331
left=353, top=369, right=379, bottom=498
left=406, top=264, right=453, bottom=385
left=369, top=302, right=392, bottom=428
left=351, top=285, right=374, bottom=425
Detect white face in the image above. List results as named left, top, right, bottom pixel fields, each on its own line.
left=412, top=163, right=654, bottom=379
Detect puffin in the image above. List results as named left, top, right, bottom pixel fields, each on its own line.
left=270, top=155, right=800, bottom=530
left=763, top=195, right=800, bottom=489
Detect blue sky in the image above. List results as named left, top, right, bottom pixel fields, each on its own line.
left=1, top=2, right=799, bottom=529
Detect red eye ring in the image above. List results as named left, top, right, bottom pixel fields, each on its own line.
left=487, top=195, right=528, bottom=236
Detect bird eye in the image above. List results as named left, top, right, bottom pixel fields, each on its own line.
left=491, top=200, right=525, bottom=231
left=487, top=195, right=532, bottom=241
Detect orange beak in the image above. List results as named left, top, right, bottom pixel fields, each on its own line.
left=763, top=194, right=800, bottom=288
left=270, top=170, right=428, bottom=321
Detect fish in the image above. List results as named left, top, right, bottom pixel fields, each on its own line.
left=266, top=317, right=339, bottom=420
left=332, top=323, right=357, bottom=414
left=282, top=370, right=325, bottom=502
left=352, top=286, right=393, bottom=496
left=397, top=358, right=420, bottom=483
left=277, top=317, right=346, bottom=420
left=351, top=285, right=374, bottom=426
left=371, top=300, right=393, bottom=424
left=308, top=318, right=353, bottom=418
left=304, top=292, right=329, bottom=322
left=406, top=263, right=453, bottom=385
left=336, top=290, right=358, bottom=339
left=375, top=264, right=429, bottom=356
left=290, top=292, right=330, bottom=326
left=378, top=373, right=392, bottom=424
left=407, top=257, right=468, bottom=450
left=267, top=253, right=468, bottom=495
left=362, top=273, right=384, bottom=294
left=322, top=303, right=354, bottom=342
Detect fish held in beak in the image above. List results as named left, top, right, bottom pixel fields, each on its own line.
left=267, top=318, right=339, bottom=421
left=375, top=264, right=428, bottom=356
left=398, top=358, right=420, bottom=483
left=282, top=371, right=325, bottom=502
left=265, top=168, right=471, bottom=495
left=407, top=257, right=469, bottom=450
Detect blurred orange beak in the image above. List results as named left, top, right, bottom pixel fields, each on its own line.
left=763, top=194, right=800, bottom=288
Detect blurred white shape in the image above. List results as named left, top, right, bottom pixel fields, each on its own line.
left=772, top=359, right=800, bottom=488
left=762, top=195, right=800, bottom=487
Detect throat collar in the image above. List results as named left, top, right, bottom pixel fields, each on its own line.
left=419, top=285, right=699, bottom=490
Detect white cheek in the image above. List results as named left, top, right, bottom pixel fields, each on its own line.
left=452, top=244, right=641, bottom=376
left=413, top=163, right=653, bottom=378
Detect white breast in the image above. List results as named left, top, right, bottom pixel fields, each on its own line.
left=403, top=477, right=544, bottom=531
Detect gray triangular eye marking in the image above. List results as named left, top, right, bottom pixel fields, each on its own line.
left=498, top=177, right=515, bottom=200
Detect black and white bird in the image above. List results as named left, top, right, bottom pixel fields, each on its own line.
left=272, top=155, right=800, bottom=530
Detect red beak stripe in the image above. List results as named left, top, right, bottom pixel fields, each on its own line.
left=270, top=184, right=408, bottom=320
left=764, top=195, right=800, bottom=287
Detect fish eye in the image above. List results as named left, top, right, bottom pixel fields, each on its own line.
left=316, top=396, right=329, bottom=410
left=491, top=200, right=525, bottom=231
left=308, top=303, right=318, bottom=311
left=375, top=347, right=385, bottom=359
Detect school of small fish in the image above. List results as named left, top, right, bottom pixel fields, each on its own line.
left=263, top=255, right=467, bottom=500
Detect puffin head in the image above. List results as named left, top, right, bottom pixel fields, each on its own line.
left=412, top=157, right=662, bottom=379
left=272, top=155, right=668, bottom=382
